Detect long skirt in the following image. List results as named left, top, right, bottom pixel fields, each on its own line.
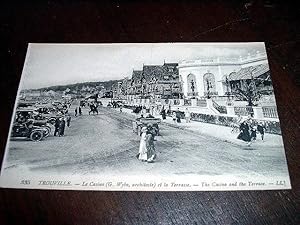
left=147, top=145, right=156, bottom=162
left=138, top=134, right=148, bottom=161
left=237, top=130, right=251, bottom=142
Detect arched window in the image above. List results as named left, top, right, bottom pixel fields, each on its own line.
left=203, top=73, right=216, bottom=95
left=187, top=73, right=197, bottom=96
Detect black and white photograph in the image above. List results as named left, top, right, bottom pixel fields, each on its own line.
left=0, top=43, right=291, bottom=191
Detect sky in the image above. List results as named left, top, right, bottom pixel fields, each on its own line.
left=20, top=43, right=266, bottom=89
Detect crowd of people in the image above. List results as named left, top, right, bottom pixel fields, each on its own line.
left=71, top=99, right=268, bottom=162
left=88, top=103, right=99, bottom=115
left=132, top=103, right=268, bottom=148
left=54, top=113, right=72, bottom=137
left=54, top=117, right=66, bottom=137
left=132, top=104, right=190, bottom=123
left=237, top=117, right=266, bottom=146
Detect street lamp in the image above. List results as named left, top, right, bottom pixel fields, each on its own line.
left=225, top=76, right=231, bottom=105
left=206, top=79, right=211, bottom=99
left=248, top=70, right=256, bottom=107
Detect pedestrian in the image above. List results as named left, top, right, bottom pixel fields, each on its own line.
left=120, top=105, right=123, bottom=113
left=75, top=107, right=78, bottom=117
left=185, top=108, right=191, bottom=123
left=146, top=128, right=156, bottom=163
left=66, top=115, right=71, bottom=127
left=250, top=125, right=257, bottom=142
left=150, top=106, right=154, bottom=115
left=89, top=104, right=94, bottom=115
left=79, top=106, right=82, bottom=116
left=237, top=120, right=251, bottom=145
left=94, top=103, right=99, bottom=115
left=146, top=123, right=156, bottom=136
left=137, top=127, right=148, bottom=162
left=257, top=121, right=266, bottom=141
left=59, top=117, right=66, bottom=136
left=161, top=107, right=166, bottom=120
left=17, top=114, right=26, bottom=124
left=54, top=117, right=60, bottom=136
left=172, top=112, right=177, bottom=123
left=176, top=108, right=181, bottom=123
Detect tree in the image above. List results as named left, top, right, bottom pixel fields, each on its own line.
left=233, top=75, right=264, bottom=106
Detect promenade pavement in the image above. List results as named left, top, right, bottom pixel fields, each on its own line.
left=116, top=106, right=284, bottom=148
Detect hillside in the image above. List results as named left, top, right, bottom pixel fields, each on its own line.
left=32, top=79, right=122, bottom=92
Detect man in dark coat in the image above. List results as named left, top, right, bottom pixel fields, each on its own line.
left=75, top=107, right=78, bottom=117
left=59, top=118, right=66, bottom=136
left=257, top=122, right=266, bottom=141
left=54, top=117, right=60, bottom=136
left=66, top=115, right=71, bottom=127
left=176, top=108, right=181, bottom=123
left=160, top=107, right=166, bottom=120
left=79, top=106, right=82, bottom=116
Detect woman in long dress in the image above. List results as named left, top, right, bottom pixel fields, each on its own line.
left=146, top=130, right=156, bottom=163
left=138, top=127, right=148, bottom=161
left=237, top=120, right=251, bottom=145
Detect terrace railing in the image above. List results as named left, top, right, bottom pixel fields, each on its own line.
left=234, top=106, right=254, bottom=116
left=262, top=106, right=278, bottom=118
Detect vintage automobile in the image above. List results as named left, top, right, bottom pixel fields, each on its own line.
left=32, top=120, right=51, bottom=137
left=132, top=115, right=161, bottom=136
left=15, top=109, right=52, bottom=137
left=11, top=120, right=47, bottom=141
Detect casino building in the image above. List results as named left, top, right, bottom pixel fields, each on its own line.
left=178, top=51, right=270, bottom=100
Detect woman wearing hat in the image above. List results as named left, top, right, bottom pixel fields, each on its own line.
left=137, top=126, right=148, bottom=162
left=237, top=119, right=251, bottom=145
left=146, top=129, right=156, bottom=163
left=142, top=124, right=157, bottom=162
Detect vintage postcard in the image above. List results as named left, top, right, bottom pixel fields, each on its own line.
left=0, top=43, right=291, bottom=191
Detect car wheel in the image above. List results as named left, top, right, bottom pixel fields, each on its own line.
left=30, top=130, right=43, bottom=141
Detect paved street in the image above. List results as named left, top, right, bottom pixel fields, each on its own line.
left=4, top=106, right=289, bottom=179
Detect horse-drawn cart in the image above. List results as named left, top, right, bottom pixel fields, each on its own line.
left=132, top=117, right=161, bottom=136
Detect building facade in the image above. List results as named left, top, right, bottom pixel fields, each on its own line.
left=124, top=62, right=182, bottom=103
left=178, top=51, right=269, bottom=99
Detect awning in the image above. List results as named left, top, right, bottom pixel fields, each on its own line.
left=228, top=64, right=270, bottom=81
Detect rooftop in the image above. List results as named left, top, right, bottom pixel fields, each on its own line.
left=228, top=64, right=270, bottom=81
